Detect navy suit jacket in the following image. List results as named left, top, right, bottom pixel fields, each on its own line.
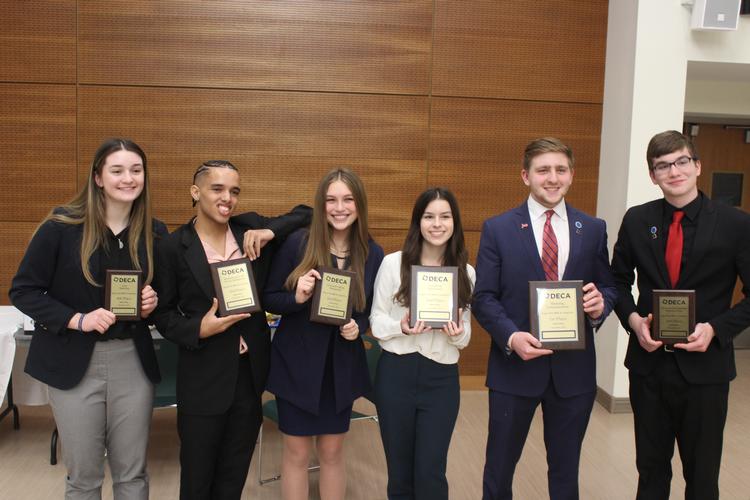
left=10, top=214, right=167, bottom=390
left=263, top=229, right=384, bottom=415
left=151, top=206, right=311, bottom=415
left=473, top=201, right=617, bottom=398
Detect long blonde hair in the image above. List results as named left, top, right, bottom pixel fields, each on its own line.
left=39, top=138, right=155, bottom=286
left=285, top=168, right=370, bottom=311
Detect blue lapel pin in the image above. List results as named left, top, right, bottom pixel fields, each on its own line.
left=650, top=226, right=657, bottom=239
left=575, top=220, right=582, bottom=234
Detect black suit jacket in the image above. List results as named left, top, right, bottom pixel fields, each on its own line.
left=151, top=206, right=311, bottom=416
left=9, top=215, right=167, bottom=390
left=611, top=194, right=750, bottom=384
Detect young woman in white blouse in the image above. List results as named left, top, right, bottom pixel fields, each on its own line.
left=370, top=187, right=475, bottom=500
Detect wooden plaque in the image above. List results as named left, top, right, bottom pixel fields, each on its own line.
left=409, top=265, right=459, bottom=328
left=104, top=270, right=142, bottom=321
left=310, top=266, right=356, bottom=326
left=529, top=280, right=585, bottom=350
left=652, top=289, right=695, bottom=345
left=209, top=258, right=262, bottom=317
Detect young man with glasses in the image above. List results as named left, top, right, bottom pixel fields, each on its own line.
left=611, top=130, right=750, bottom=499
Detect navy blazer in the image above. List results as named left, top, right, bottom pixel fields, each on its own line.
left=612, top=194, right=750, bottom=384
left=472, top=201, right=617, bottom=398
left=151, top=207, right=311, bottom=416
left=9, top=215, right=167, bottom=390
left=263, top=229, right=384, bottom=415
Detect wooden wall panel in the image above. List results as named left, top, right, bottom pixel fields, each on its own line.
left=693, top=123, right=750, bottom=307
left=0, top=84, right=77, bottom=222
left=432, top=0, right=607, bottom=102
left=1, top=0, right=610, bottom=377
left=428, top=97, right=602, bottom=230
left=0, top=0, right=76, bottom=83
left=78, top=86, right=429, bottom=225
left=370, top=229, right=407, bottom=257
left=78, top=0, right=432, bottom=94
left=694, top=124, right=750, bottom=213
left=0, top=223, right=39, bottom=305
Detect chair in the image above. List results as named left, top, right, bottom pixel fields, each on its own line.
left=49, top=337, right=179, bottom=465
left=257, top=334, right=382, bottom=485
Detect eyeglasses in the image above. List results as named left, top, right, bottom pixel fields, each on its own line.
left=651, top=156, right=696, bottom=175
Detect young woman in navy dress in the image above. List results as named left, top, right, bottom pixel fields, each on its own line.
left=263, top=168, right=384, bottom=500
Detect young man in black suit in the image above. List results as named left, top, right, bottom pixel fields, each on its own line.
left=611, top=130, right=750, bottom=500
left=152, top=161, right=310, bottom=500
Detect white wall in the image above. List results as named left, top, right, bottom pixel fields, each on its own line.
left=685, top=80, right=750, bottom=117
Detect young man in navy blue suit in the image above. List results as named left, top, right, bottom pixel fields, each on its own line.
left=611, top=130, right=750, bottom=500
left=473, top=137, right=617, bottom=500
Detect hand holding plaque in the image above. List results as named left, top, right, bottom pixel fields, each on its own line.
left=652, top=290, right=695, bottom=345
left=209, top=258, right=262, bottom=317
left=410, top=265, right=458, bottom=328
left=310, top=267, right=356, bottom=326
left=105, top=270, right=142, bottom=321
left=529, top=280, right=585, bottom=350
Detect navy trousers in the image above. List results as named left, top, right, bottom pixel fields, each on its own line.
left=374, top=350, right=460, bottom=500
left=483, top=382, right=595, bottom=500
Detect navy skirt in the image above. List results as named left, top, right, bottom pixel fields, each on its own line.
left=277, top=334, right=352, bottom=436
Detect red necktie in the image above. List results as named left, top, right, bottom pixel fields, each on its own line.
left=665, top=210, right=684, bottom=288
left=542, top=210, right=558, bottom=281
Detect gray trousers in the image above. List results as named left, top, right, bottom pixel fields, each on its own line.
left=48, top=339, right=154, bottom=500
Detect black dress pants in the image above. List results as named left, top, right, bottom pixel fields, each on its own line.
left=177, top=355, right=263, bottom=500
left=629, top=353, right=729, bottom=500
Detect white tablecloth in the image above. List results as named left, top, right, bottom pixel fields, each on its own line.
left=0, top=309, right=21, bottom=403
left=1, top=306, right=49, bottom=406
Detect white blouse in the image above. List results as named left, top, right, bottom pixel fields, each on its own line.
left=369, top=251, right=475, bottom=365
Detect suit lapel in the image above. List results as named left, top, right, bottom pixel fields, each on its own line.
left=229, top=222, right=247, bottom=258
left=678, top=197, right=717, bottom=286
left=86, top=249, right=104, bottom=306
left=646, top=203, right=671, bottom=287
left=516, top=203, right=545, bottom=280
left=229, top=222, right=258, bottom=273
left=181, top=222, right=215, bottom=300
left=137, top=231, right=149, bottom=284
left=562, top=206, right=583, bottom=280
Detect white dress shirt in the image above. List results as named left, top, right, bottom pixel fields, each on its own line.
left=506, top=197, right=572, bottom=349
left=369, top=251, right=475, bottom=364
left=527, top=195, right=570, bottom=280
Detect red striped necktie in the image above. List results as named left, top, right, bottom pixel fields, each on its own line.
left=542, top=209, right=558, bottom=281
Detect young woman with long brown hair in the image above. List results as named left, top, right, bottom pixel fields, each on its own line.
left=370, top=187, right=475, bottom=500
left=263, top=167, right=384, bottom=500
left=10, top=138, right=166, bottom=499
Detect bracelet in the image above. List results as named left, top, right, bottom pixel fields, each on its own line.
left=77, top=313, right=86, bottom=332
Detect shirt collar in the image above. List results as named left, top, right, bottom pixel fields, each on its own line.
left=527, top=195, right=567, bottom=221
left=664, top=192, right=702, bottom=222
